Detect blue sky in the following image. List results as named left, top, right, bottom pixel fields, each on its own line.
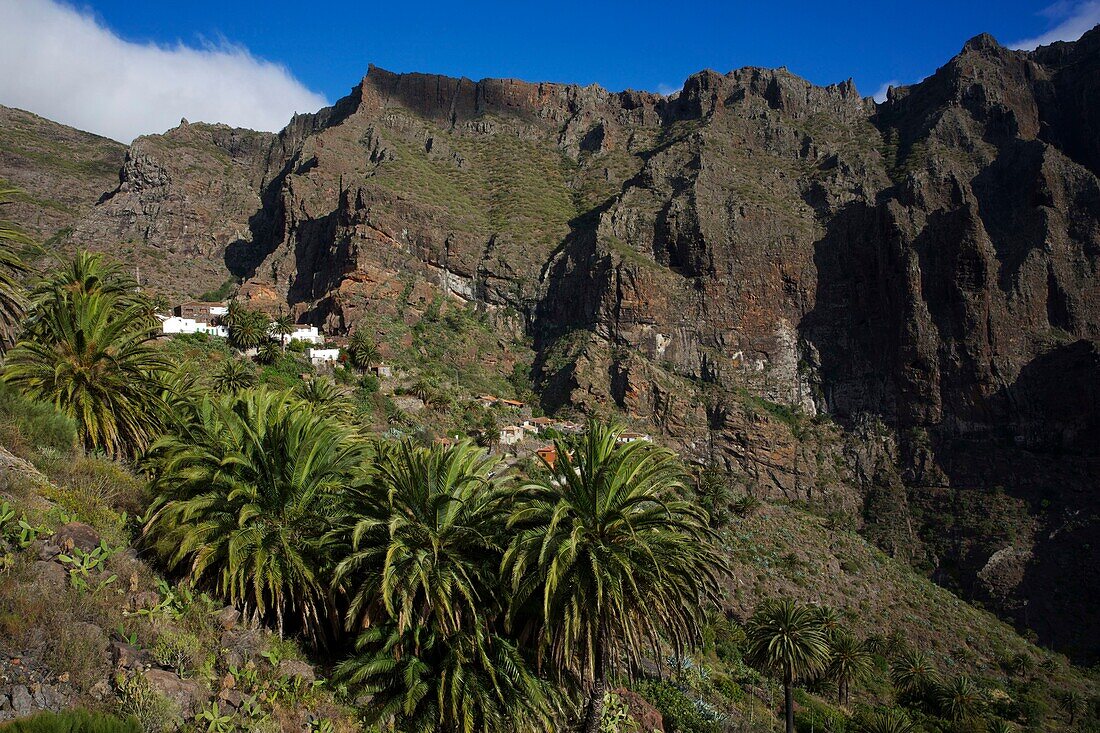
left=68, top=0, right=1097, bottom=97
left=1, top=0, right=1098, bottom=141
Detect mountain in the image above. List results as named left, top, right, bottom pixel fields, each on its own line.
left=2, top=29, right=1099, bottom=663
left=0, top=105, right=124, bottom=246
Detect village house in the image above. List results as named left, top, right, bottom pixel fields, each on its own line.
left=306, top=347, right=340, bottom=366
left=522, top=416, right=553, bottom=435
left=477, top=395, right=499, bottom=407
left=616, top=431, right=651, bottom=444
left=498, top=425, right=525, bottom=446
left=158, top=315, right=228, bottom=338
left=288, top=326, right=323, bottom=345
left=499, top=398, right=524, bottom=409
left=173, top=301, right=227, bottom=321
left=535, top=445, right=558, bottom=469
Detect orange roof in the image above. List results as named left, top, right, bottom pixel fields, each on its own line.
left=499, top=399, right=524, bottom=407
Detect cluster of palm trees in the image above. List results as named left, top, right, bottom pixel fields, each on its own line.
left=889, top=648, right=988, bottom=725
left=743, top=597, right=1013, bottom=733
left=142, top=406, right=724, bottom=731
left=0, top=241, right=727, bottom=731
left=745, top=600, right=871, bottom=733
left=220, top=301, right=295, bottom=365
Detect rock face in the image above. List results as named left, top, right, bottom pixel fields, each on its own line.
left=4, top=29, right=1100, bottom=662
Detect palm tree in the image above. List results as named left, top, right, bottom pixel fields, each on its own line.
left=987, top=719, right=1015, bottom=733
left=1056, top=690, right=1085, bottom=725
left=813, top=605, right=844, bottom=639
left=827, top=630, right=873, bottom=705
left=221, top=300, right=246, bottom=330
left=271, top=314, right=294, bottom=350
left=226, top=306, right=267, bottom=351
left=32, top=250, right=140, bottom=307
left=331, top=440, right=556, bottom=731
left=937, top=675, right=984, bottom=722
left=346, top=328, right=380, bottom=370
left=409, top=377, right=437, bottom=406
left=503, top=424, right=723, bottom=733
left=210, top=358, right=256, bottom=394
left=337, top=619, right=556, bottom=733
left=333, top=440, right=504, bottom=636
left=853, top=708, right=916, bottom=733
left=889, top=648, right=939, bottom=702
left=256, top=339, right=281, bottom=366
left=744, top=599, right=831, bottom=733
left=3, top=278, right=168, bottom=457
left=159, top=364, right=205, bottom=428
left=142, top=389, right=369, bottom=636
left=0, top=188, right=31, bottom=350
left=295, top=378, right=351, bottom=420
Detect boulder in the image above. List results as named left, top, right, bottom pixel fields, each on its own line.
left=111, top=640, right=147, bottom=670
left=214, top=606, right=240, bottom=630
left=31, top=559, right=69, bottom=590
left=53, top=522, right=101, bottom=553
left=128, top=590, right=161, bottom=613
left=32, top=540, right=59, bottom=561
left=8, top=685, right=33, bottom=717
left=216, top=688, right=242, bottom=710
left=142, top=668, right=208, bottom=717
left=278, top=659, right=315, bottom=685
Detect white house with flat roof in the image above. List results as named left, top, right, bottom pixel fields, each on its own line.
left=159, top=315, right=228, bottom=338
left=288, top=326, right=322, bottom=344
left=306, top=347, right=340, bottom=365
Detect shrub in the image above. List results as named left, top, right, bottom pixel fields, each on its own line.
left=47, top=622, right=110, bottom=692
left=0, top=381, right=78, bottom=458
left=731, top=493, right=762, bottom=517
left=793, top=691, right=848, bottom=732
left=636, top=680, right=722, bottom=733
left=116, top=672, right=183, bottom=733
left=0, top=710, right=141, bottom=733
left=152, top=629, right=204, bottom=677
left=41, top=457, right=146, bottom=543
left=359, top=374, right=380, bottom=394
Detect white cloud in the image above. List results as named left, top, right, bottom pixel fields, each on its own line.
left=0, top=0, right=328, bottom=143
left=872, top=80, right=899, bottom=103
left=656, top=83, right=681, bottom=97
left=1012, top=1, right=1100, bottom=50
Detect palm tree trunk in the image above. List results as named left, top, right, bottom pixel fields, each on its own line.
left=583, top=635, right=607, bottom=733
left=784, top=679, right=794, bottom=733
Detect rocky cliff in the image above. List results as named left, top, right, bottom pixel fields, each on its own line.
left=3, top=29, right=1099, bottom=662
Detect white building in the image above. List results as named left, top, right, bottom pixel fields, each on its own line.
left=159, top=315, right=228, bottom=338
left=160, top=312, right=323, bottom=346
left=288, top=326, right=322, bottom=345
left=499, top=425, right=525, bottom=446
left=306, top=347, right=340, bottom=365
